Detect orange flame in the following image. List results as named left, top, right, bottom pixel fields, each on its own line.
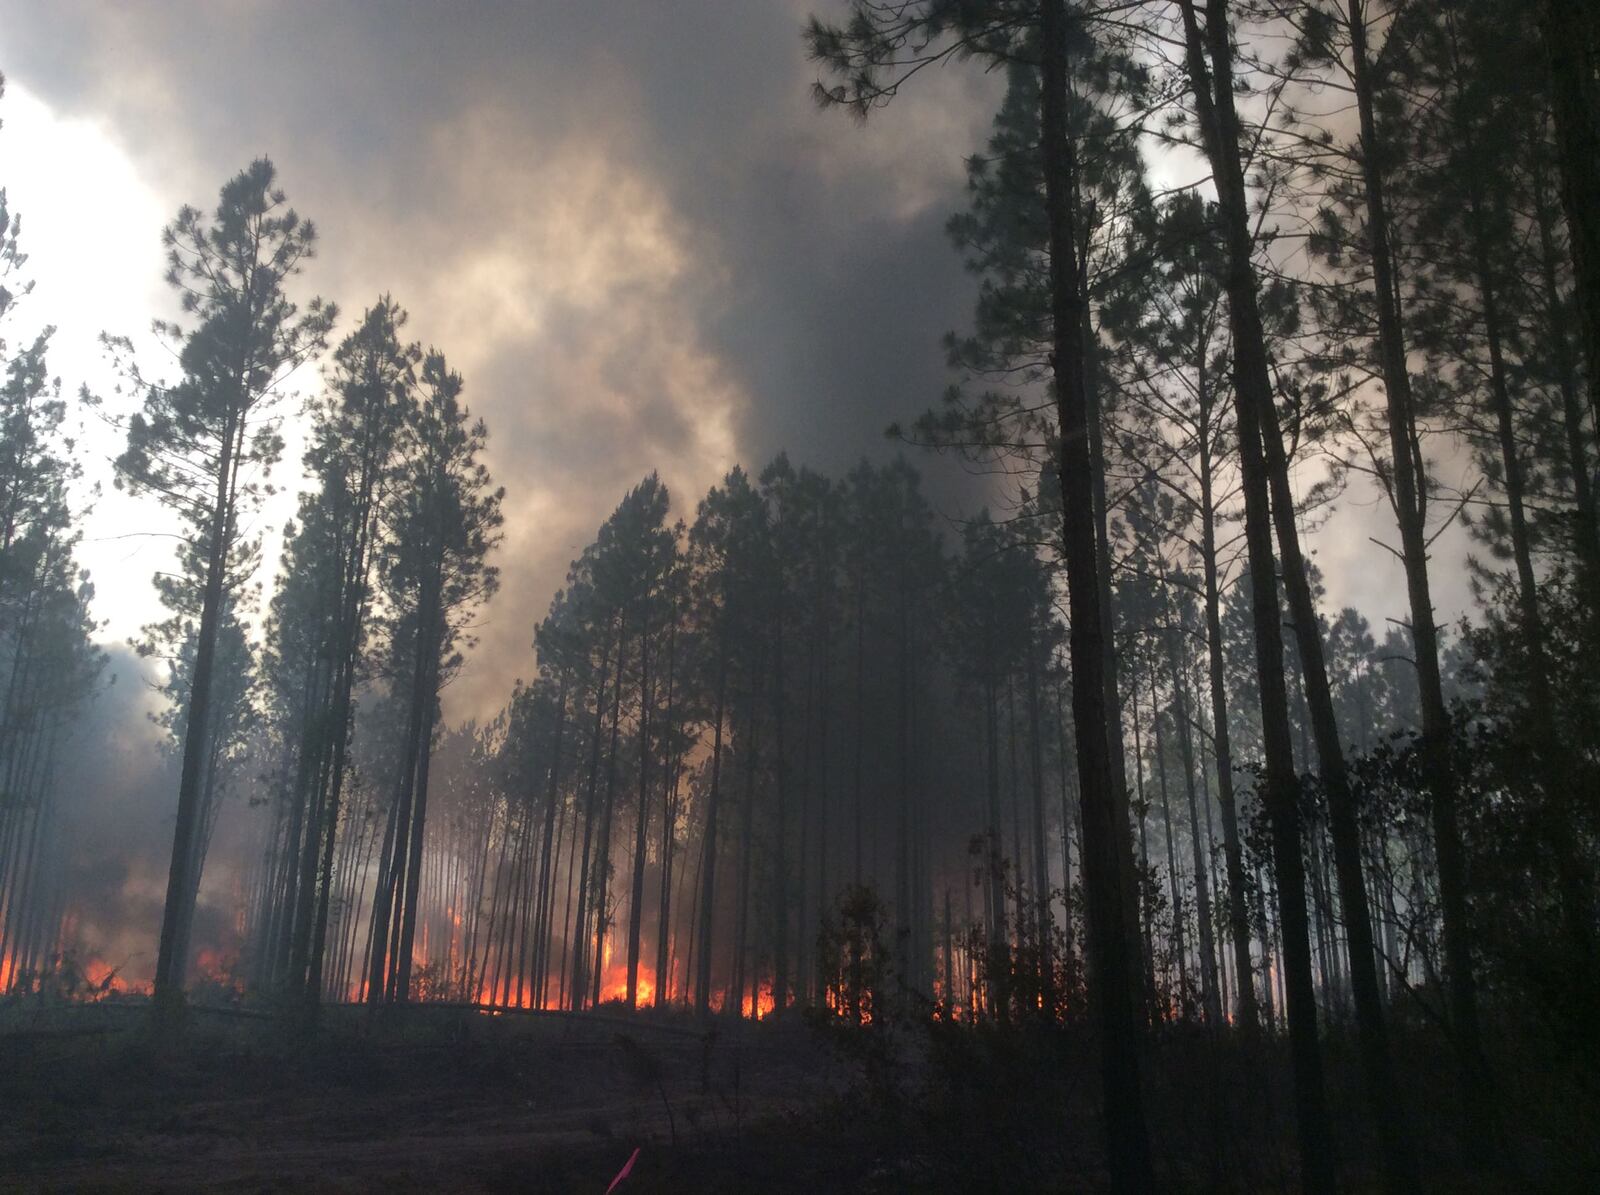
left=706, top=979, right=778, bottom=1019
left=82, top=956, right=143, bottom=997
left=599, top=959, right=657, bottom=1007
left=193, top=948, right=240, bottom=984
left=744, top=982, right=776, bottom=1019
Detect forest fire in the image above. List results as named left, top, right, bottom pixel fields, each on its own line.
left=701, top=981, right=777, bottom=1020
left=598, top=961, right=656, bottom=1007
left=81, top=956, right=140, bottom=996
left=1, top=934, right=146, bottom=1000
left=744, top=983, right=776, bottom=1020
left=191, top=948, right=243, bottom=994
left=5, top=2, right=1598, bottom=1190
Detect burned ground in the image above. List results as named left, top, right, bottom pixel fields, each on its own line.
left=2, top=1000, right=1591, bottom=1192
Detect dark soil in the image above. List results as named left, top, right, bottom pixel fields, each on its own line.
left=0, top=1000, right=1591, bottom=1192
left=0, top=1002, right=857, bottom=1192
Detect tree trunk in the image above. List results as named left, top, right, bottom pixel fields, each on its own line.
left=1054, top=682, right=1078, bottom=968
left=1198, top=392, right=1259, bottom=1030
left=1541, top=0, right=1600, bottom=434
left=732, top=676, right=763, bottom=1016
left=694, top=638, right=730, bottom=1015
left=1533, top=152, right=1600, bottom=622
left=1040, top=3, right=1151, bottom=1185
left=1167, top=605, right=1221, bottom=1026
left=1346, top=4, right=1491, bottom=1166
left=1177, top=3, right=1335, bottom=1186
left=589, top=620, right=629, bottom=1006
left=626, top=619, right=654, bottom=1008
left=532, top=675, right=568, bottom=1007
left=152, top=406, right=244, bottom=1027
left=773, top=609, right=793, bottom=1010
left=1150, top=667, right=1190, bottom=1005
left=394, top=611, right=443, bottom=1002
left=653, top=614, right=680, bottom=1007
left=1027, top=632, right=1053, bottom=1004
left=983, top=677, right=1008, bottom=1016
left=569, top=615, right=619, bottom=1010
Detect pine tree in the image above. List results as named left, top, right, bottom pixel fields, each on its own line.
left=1172, top=2, right=1336, bottom=1185
left=685, top=466, right=767, bottom=1014
left=1539, top=0, right=1600, bottom=436
left=810, top=6, right=1153, bottom=1180
left=261, top=299, right=416, bottom=1012
left=1100, top=189, right=1263, bottom=1031
left=364, top=351, right=502, bottom=1004
left=112, top=158, right=334, bottom=1025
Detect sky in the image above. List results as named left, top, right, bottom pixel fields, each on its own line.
left=0, top=0, right=1476, bottom=733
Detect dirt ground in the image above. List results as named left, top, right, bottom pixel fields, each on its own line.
left=0, top=1001, right=890, bottom=1193
left=1, top=999, right=1592, bottom=1192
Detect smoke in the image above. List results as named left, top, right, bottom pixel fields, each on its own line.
left=49, top=646, right=173, bottom=985
left=0, top=0, right=1004, bottom=724
left=45, top=644, right=265, bottom=987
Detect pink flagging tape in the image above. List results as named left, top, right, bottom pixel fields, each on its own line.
left=605, top=1146, right=641, bottom=1193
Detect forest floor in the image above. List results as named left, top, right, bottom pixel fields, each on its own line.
left=0, top=998, right=1592, bottom=1192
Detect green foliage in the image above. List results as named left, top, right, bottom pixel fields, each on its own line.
left=1454, top=569, right=1599, bottom=1033
left=379, top=348, right=504, bottom=664
left=113, top=159, right=334, bottom=527
left=111, top=158, right=335, bottom=769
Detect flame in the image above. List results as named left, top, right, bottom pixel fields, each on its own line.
left=191, top=948, right=242, bottom=994
left=84, top=957, right=133, bottom=993
left=822, top=984, right=875, bottom=1025
left=74, top=956, right=147, bottom=998
left=932, top=977, right=967, bottom=1021
left=743, top=982, right=776, bottom=1019
left=1, top=947, right=147, bottom=999
left=599, top=959, right=657, bottom=1006
left=705, top=979, right=777, bottom=1019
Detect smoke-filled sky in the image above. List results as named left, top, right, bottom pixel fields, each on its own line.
left=1, top=0, right=1021, bottom=722
left=1, top=0, right=1474, bottom=731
